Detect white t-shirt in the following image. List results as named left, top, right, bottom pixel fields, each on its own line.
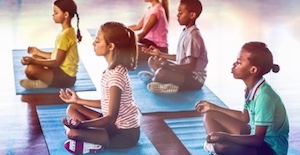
left=176, top=25, right=208, bottom=83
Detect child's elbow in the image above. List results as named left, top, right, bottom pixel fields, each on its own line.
left=105, top=115, right=118, bottom=126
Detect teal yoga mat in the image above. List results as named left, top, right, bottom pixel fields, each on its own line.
left=12, top=48, right=96, bottom=95
left=37, top=104, right=159, bottom=155
left=164, top=117, right=300, bottom=155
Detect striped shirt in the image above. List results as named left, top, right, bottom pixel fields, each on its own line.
left=101, top=65, right=140, bottom=129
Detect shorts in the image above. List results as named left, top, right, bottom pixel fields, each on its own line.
left=105, top=125, right=140, bottom=149
left=179, top=71, right=204, bottom=91
left=257, top=141, right=274, bottom=155
left=49, top=67, right=76, bottom=88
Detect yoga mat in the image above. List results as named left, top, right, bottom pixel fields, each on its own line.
left=164, top=117, right=300, bottom=155
left=37, top=104, right=159, bottom=155
left=130, top=73, right=227, bottom=113
left=12, top=48, right=96, bottom=95
left=164, top=117, right=207, bottom=154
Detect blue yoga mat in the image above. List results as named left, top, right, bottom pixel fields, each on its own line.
left=37, top=104, right=159, bottom=155
left=164, top=117, right=207, bottom=155
left=12, top=48, right=96, bottom=95
left=164, top=117, right=300, bottom=155
left=130, top=73, right=227, bottom=113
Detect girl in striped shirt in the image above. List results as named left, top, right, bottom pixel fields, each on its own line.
left=59, top=22, right=140, bottom=154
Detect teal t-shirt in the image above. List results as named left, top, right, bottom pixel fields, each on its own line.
left=244, top=78, right=289, bottom=155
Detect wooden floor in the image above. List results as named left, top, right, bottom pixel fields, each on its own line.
left=1, top=0, right=300, bottom=154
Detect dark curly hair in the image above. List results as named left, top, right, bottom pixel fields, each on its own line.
left=180, top=0, right=203, bottom=17
left=242, top=41, right=279, bottom=76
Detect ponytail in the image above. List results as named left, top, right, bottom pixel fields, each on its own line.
left=161, top=0, right=169, bottom=22
left=75, top=12, right=82, bottom=42
left=272, top=64, right=280, bottom=73
left=126, top=27, right=138, bottom=70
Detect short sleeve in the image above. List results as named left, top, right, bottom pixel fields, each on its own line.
left=107, top=68, right=126, bottom=91
left=254, top=94, right=275, bottom=126
left=56, top=30, right=76, bottom=51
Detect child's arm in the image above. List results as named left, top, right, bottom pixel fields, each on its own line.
left=195, top=100, right=249, bottom=123
left=22, top=49, right=67, bottom=68
left=27, top=46, right=51, bottom=59
left=78, top=86, right=121, bottom=128
left=142, top=46, right=176, bottom=60
left=136, top=14, right=157, bottom=40
left=208, top=126, right=267, bottom=147
left=59, top=88, right=101, bottom=108
left=158, top=51, right=176, bottom=60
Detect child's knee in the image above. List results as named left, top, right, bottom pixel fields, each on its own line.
left=153, top=68, right=168, bottom=81
left=66, top=104, right=82, bottom=115
left=203, top=111, right=217, bottom=122
left=24, top=65, right=37, bottom=76
left=66, top=129, right=81, bottom=140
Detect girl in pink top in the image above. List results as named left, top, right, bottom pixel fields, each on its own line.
left=128, top=0, right=169, bottom=60
left=59, top=22, right=140, bottom=155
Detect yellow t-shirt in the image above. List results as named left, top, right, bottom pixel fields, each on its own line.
left=51, top=27, right=79, bottom=77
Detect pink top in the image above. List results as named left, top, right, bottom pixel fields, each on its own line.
left=143, top=3, right=168, bottom=48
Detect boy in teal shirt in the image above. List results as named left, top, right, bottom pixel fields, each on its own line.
left=195, top=42, right=289, bottom=155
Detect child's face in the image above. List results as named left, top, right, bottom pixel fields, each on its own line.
left=93, top=30, right=110, bottom=56
left=177, top=3, right=192, bottom=26
left=231, top=49, right=254, bottom=80
left=52, top=5, right=65, bottom=23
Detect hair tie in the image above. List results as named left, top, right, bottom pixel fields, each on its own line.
left=125, top=27, right=131, bottom=38
left=272, top=64, right=280, bottom=73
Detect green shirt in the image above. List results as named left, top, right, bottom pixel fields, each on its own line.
left=244, top=78, right=289, bottom=155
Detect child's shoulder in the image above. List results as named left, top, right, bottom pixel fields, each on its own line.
left=112, top=65, right=128, bottom=74
left=185, top=25, right=201, bottom=36
left=258, top=82, right=281, bottom=100
left=186, top=25, right=199, bottom=31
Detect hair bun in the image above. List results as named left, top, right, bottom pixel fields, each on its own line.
left=272, top=64, right=280, bottom=73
